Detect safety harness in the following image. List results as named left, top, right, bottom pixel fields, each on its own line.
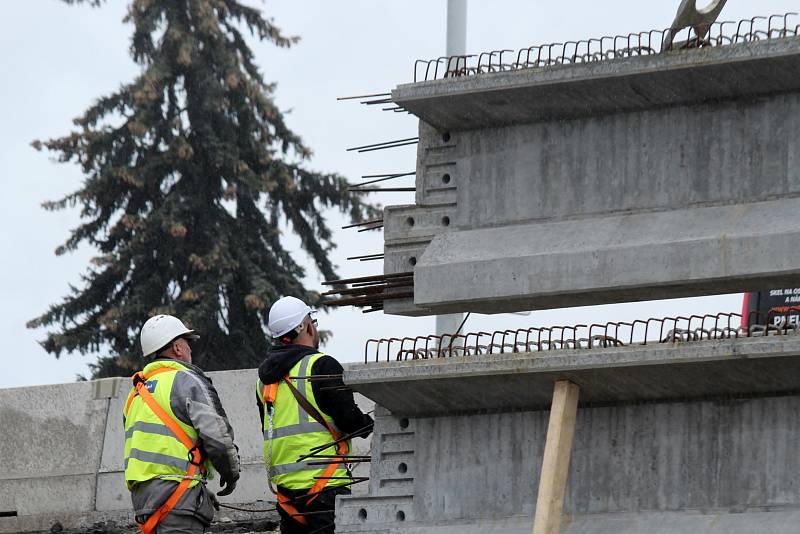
left=261, top=376, right=349, bottom=526
left=124, top=368, right=206, bottom=534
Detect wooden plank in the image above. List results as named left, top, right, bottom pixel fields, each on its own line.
left=532, top=380, right=581, bottom=534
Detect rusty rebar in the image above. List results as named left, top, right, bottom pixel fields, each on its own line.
left=322, top=280, right=414, bottom=297
left=322, top=292, right=413, bottom=307
left=361, top=310, right=800, bottom=363
left=323, top=272, right=413, bottom=286
left=412, top=12, right=800, bottom=82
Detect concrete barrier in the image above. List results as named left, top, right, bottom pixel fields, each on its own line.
left=0, top=380, right=110, bottom=527
left=0, top=367, right=372, bottom=533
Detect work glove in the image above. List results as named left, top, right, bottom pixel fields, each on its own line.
left=217, top=474, right=238, bottom=497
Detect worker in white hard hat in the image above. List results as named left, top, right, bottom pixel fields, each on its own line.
left=256, top=296, right=374, bottom=533
left=123, top=314, right=241, bottom=534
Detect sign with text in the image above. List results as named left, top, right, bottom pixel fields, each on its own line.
left=743, top=289, right=800, bottom=328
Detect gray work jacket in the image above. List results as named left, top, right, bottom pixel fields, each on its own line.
left=127, top=358, right=240, bottom=524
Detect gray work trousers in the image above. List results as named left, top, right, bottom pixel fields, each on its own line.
left=153, top=512, right=206, bottom=534
left=133, top=480, right=216, bottom=534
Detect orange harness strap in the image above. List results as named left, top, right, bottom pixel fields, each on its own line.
left=276, top=492, right=309, bottom=526
left=261, top=381, right=279, bottom=405
left=124, top=367, right=175, bottom=418
left=128, top=370, right=205, bottom=534
left=265, top=379, right=311, bottom=524
left=305, top=423, right=348, bottom=506
left=266, top=376, right=349, bottom=514
left=284, top=376, right=348, bottom=505
left=140, top=463, right=199, bottom=534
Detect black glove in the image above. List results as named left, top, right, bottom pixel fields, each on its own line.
left=217, top=474, right=238, bottom=497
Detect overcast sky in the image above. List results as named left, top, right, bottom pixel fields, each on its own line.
left=1, top=0, right=795, bottom=389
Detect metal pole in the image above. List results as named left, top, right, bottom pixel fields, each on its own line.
left=446, top=0, right=467, bottom=56
left=436, top=0, right=467, bottom=341
left=445, top=0, right=467, bottom=75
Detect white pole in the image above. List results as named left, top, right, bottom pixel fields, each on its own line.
left=436, top=0, right=467, bottom=342
left=446, top=0, right=467, bottom=57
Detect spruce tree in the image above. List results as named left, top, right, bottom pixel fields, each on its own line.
left=28, top=0, right=376, bottom=377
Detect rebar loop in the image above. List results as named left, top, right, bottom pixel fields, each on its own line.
left=363, top=308, right=800, bottom=363
left=413, top=13, right=800, bottom=82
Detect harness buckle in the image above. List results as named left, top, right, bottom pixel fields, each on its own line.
left=132, top=372, right=146, bottom=387
left=187, top=445, right=205, bottom=466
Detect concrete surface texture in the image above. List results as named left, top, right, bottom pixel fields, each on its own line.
left=360, top=34, right=800, bottom=529
left=392, top=37, right=800, bottom=130
left=382, top=35, right=800, bottom=316
left=337, top=338, right=800, bottom=533
left=0, top=368, right=372, bottom=534
left=346, top=333, right=800, bottom=416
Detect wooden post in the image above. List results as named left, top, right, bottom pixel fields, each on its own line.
left=532, top=380, right=580, bottom=534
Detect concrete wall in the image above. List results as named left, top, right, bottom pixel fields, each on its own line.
left=0, top=368, right=372, bottom=533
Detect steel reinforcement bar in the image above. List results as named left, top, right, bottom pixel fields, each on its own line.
left=364, top=308, right=800, bottom=363
left=412, top=13, right=799, bottom=82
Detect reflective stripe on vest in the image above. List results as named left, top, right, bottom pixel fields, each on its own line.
left=123, top=360, right=212, bottom=489
left=126, top=421, right=183, bottom=440
left=265, top=421, right=328, bottom=440
left=258, top=352, right=352, bottom=490
left=125, top=365, right=207, bottom=534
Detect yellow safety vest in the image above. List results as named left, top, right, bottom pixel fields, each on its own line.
left=258, top=352, right=352, bottom=490
left=123, top=360, right=213, bottom=490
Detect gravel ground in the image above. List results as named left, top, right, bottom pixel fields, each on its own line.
left=35, top=516, right=280, bottom=534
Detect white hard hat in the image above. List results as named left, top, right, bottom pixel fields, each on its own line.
left=140, top=314, right=199, bottom=357
left=268, top=296, right=314, bottom=338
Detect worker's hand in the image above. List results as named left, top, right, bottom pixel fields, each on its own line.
left=216, top=474, right=238, bottom=497
left=208, top=490, right=220, bottom=511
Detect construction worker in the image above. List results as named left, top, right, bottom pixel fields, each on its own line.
left=124, top=315, right=241, bottom=534
left=257, top=297, right=374, bottom=533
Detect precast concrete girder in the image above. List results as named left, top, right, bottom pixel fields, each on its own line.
left=383, top=36, right=800, bottom=316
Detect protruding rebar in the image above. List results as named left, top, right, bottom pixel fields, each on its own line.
left=358, top=173, right=415, bottom=187
left=346, top=137, right=418, bottom=152
left=412, top=13, right=800, bottom=82
left=349, top=187, right=416, bottom=193
left=337, top=92, right=391, bottom=101
left=341, top=218, right=383, bottom=230
left=323, top=272, right=413, bottom=286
